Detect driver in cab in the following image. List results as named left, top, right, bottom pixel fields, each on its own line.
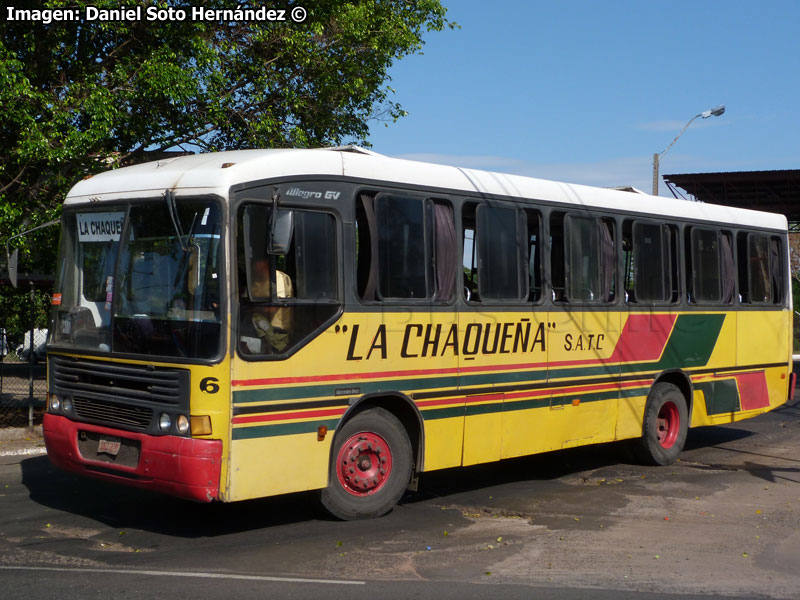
left=243, top=259, right=293, bottom=354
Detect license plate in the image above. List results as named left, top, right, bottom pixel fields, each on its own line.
left=97, top=436, right=122, bottom=457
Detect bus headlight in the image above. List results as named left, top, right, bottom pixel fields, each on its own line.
left=48, top=394, right=60, bottom=412
left=62, top=397, right=73, bottom=413
left=159, top=413, right=172, bottom=431
left=176, top=414, right=190, bottom=435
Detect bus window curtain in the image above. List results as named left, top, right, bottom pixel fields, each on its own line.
left=360, top=193, right=379, bottom=301
left=433, top=202, right=457, bottom=301
left=721, top=233, right=735, bottom=304
left=599, top=220, right=614, bottom=301
left=770, top=237, right=781, bottom=303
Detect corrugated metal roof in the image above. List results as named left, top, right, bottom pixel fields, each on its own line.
left=663, top=170, right=800, bottom=225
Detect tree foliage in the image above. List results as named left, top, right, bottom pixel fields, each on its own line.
left=0, top=0, right=451, bottom=274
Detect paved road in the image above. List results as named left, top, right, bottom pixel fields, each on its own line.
left=1, top=397, right=798, bottom=599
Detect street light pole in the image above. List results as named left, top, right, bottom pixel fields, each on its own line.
left=652, top=152, right=660, bottom=198
left=652, top=105, right=725, bottom=196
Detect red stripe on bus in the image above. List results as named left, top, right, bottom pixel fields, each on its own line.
left=607, top=313, right=677, bottom=363
left=732, top=371, right=770, bottom=411
left=232, top=407, right=346, bottom=425
left=234, top=364, right=510, bottom=388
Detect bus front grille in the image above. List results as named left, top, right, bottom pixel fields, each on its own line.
left=49, top=355, right=190, bottom=433
left=73, top=397, right=153, bottom=429
left=50, top=356, right=189, bottom=406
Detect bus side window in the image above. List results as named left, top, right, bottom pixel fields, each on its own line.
left=668, top=226, right=680, bottom=303
left=357, top=193, right=456, bottom=302
left=476, top=204, right=527, bottom=301
left=375, top=194, right=432, bottom=299
left=687, top=227, right=734, bottom=304
left=462, top=208, right=478, bottom=301
left=238, top=204, right=339, bottom=357
left=770, top=236, right=784, bottom=304
left=721, top=232, right=735, bottom=303
left=463, top=202, right=538, bottom=303
left=737, top=231, right=754, bottom=303
left=563, top=214, right=615, bottom=303
left=624, top=220, right=674, bottom=304
left=737, top=232, right=784, bottom=305
left=526, top=209, right=542, bottom=302
left=549, top=212, right=566, bottom=302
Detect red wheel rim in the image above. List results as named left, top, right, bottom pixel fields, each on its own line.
left=657, top=401, right=680, bottom=449
left=335, top=432, right=392, bottom=496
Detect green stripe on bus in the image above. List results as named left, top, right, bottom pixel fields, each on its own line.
left=645, top=313, right=725, bottom=372
left=422, top=386, right=651, bottom=420
left=232, top=418, right=341, bottom=440
left=694, top=380, right=740, bottom=415
left=233, top=374, right=461, bottom=404
left=419, top=406, right=466, bottom=420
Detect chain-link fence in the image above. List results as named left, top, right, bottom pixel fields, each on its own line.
left=1, top=281, right=50, bottom=429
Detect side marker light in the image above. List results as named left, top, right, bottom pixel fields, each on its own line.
left=191, top=415, right=212, bottom=436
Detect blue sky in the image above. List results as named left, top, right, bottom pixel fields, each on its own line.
left=366, top=0, right=800, bottom=196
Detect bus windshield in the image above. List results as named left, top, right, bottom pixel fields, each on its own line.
left=49, top=198, right=223, bottom=360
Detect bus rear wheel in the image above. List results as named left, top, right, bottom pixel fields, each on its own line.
left=634, top=382, right=688, bottom=466
left=321, top=407, right=412, bottom=520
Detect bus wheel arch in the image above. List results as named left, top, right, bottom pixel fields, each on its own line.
left=653, top=370, right=693, bottom=420
left=634, top=373, right=691, bottom=466
left=342, top=392, right=424, bottom=473
left=321, top=393, right=422, bottom=520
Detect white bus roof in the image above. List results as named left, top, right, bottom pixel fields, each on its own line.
left=64, top=147, right=787, bottom=231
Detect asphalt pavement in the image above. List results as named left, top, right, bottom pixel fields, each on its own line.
left=1, top=398, right=799, bottom=600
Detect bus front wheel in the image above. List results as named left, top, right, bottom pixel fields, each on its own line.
left=321, top=407, right=412, bottom=520
left=634, top=382, right=688, bottom=466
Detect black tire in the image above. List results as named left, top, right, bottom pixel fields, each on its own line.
left=321, top=407, right=412, bottom=520
left=634, top=382, right=688, bottom=466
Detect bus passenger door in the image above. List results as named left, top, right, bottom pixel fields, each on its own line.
left=460, top=310, right=504, bottom=466
left=497, top=312, right=550, bottom=460
left=536, top=213, right=621, bottom=451
left=460, top=202, right=552, bottom=464
left=545, top=309, right=621, bottom=451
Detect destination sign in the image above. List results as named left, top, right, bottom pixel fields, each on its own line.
left=77, top=212, right=125, bottom=242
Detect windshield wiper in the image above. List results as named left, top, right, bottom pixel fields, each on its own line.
left=165, top=189, right=188, bottom=252
left=165, top=190, right=204, bottom=293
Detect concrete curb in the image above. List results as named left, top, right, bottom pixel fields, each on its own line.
left=0, top=426, right=46, bottom=458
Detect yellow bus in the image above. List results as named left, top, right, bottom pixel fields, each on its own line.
left=43, top=147, right=794, bottom=519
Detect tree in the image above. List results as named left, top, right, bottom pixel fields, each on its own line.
left=0, top=0, right=452, bottom=275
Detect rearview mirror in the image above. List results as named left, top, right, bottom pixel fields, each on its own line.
left=3, top=219, right=59, bottom=288
left=6, top=247, right=18, bottom=288
left=268, top=209, right=294, bottom=255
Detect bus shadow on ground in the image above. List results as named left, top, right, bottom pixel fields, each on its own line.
left=19, top=426, right=757, bottom=537
left=19, top=455, right=327, bottom=537
left=409, top=427, right=755, bottom=505
left=682, top=425, right=755, bottom=452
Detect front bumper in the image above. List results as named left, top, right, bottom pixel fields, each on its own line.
left=43, top=413, right=222, bottom=502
